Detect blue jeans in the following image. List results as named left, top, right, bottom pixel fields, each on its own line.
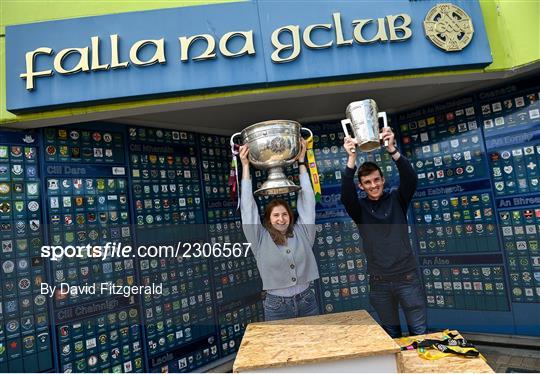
left=369, top=271, right=427, bottom=338
left=263, top=287, right=320, bottom=321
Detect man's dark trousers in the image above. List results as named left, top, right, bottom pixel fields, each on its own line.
left=369, top=271, right=427, bottom=338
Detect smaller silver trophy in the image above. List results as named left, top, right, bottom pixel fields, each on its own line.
left=230, top=120, right=313, bottom=196
left=341, top=99, right=389, bottom=153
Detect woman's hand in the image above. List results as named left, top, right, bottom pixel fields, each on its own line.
left=239, top=145, right=250, bottom=166
left=297, top=138, right=307, bottom=163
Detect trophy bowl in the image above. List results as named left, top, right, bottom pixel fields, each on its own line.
left=231, top=120, right=313, bottom=196
left=341, top=99, right=388, bottom=153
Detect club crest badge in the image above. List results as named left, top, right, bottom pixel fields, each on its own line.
left=424, top=3, right=474, bottom=52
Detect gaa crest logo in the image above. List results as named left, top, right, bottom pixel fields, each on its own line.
left=424, top=3, right=474, bottom=51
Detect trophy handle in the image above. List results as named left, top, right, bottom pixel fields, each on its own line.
left=341, top=119, right=356, bottom=154
left=300, top=127, right=313, bottom=140
left=230, top=132, right=242, bottom=154
left=378, top=112, right=389, bottom=147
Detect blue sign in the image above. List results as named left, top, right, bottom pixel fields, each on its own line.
left=6, top=0, right=492, bottom=112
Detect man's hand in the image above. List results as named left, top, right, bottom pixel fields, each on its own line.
left=344, top=136, right=357, bottom=169
left=344, top=136, right=357, bottom=157
left=380, top=127, right=396, bottom=152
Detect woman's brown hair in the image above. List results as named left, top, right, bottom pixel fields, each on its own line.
left=263, top=199, right=294, bottom=246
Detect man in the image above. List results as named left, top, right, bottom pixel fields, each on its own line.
left=340, top=127, right=426, bottom=338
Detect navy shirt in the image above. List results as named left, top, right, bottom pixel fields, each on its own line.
left=341, top=155, right=418, bottom=276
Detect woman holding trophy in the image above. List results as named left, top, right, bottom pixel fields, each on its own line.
left=238, top=138, right=320, bottom=321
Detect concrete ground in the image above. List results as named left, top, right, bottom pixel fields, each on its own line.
left=477, top=345, right=540, bottom=373
left=465, top=332, right=540, bottom=373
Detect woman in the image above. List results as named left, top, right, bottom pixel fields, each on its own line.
left=239, top=139, right=320, bottom=321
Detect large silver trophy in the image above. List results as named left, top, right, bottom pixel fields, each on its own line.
left=341, top=99, right=388, bottom=153
left=230, top=120, right=313, bottom=196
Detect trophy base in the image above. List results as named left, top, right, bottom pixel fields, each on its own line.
left=358, top=140, right=381, bottom=152
left=254, top=179, right=302, bottom=197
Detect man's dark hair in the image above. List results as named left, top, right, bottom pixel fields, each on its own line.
left=357, top=161, right=384, bottom=181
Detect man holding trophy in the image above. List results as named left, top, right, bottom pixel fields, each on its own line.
left=340, top=100, right=427, bottom=338
left=236, top=120, right=320, bottom=321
